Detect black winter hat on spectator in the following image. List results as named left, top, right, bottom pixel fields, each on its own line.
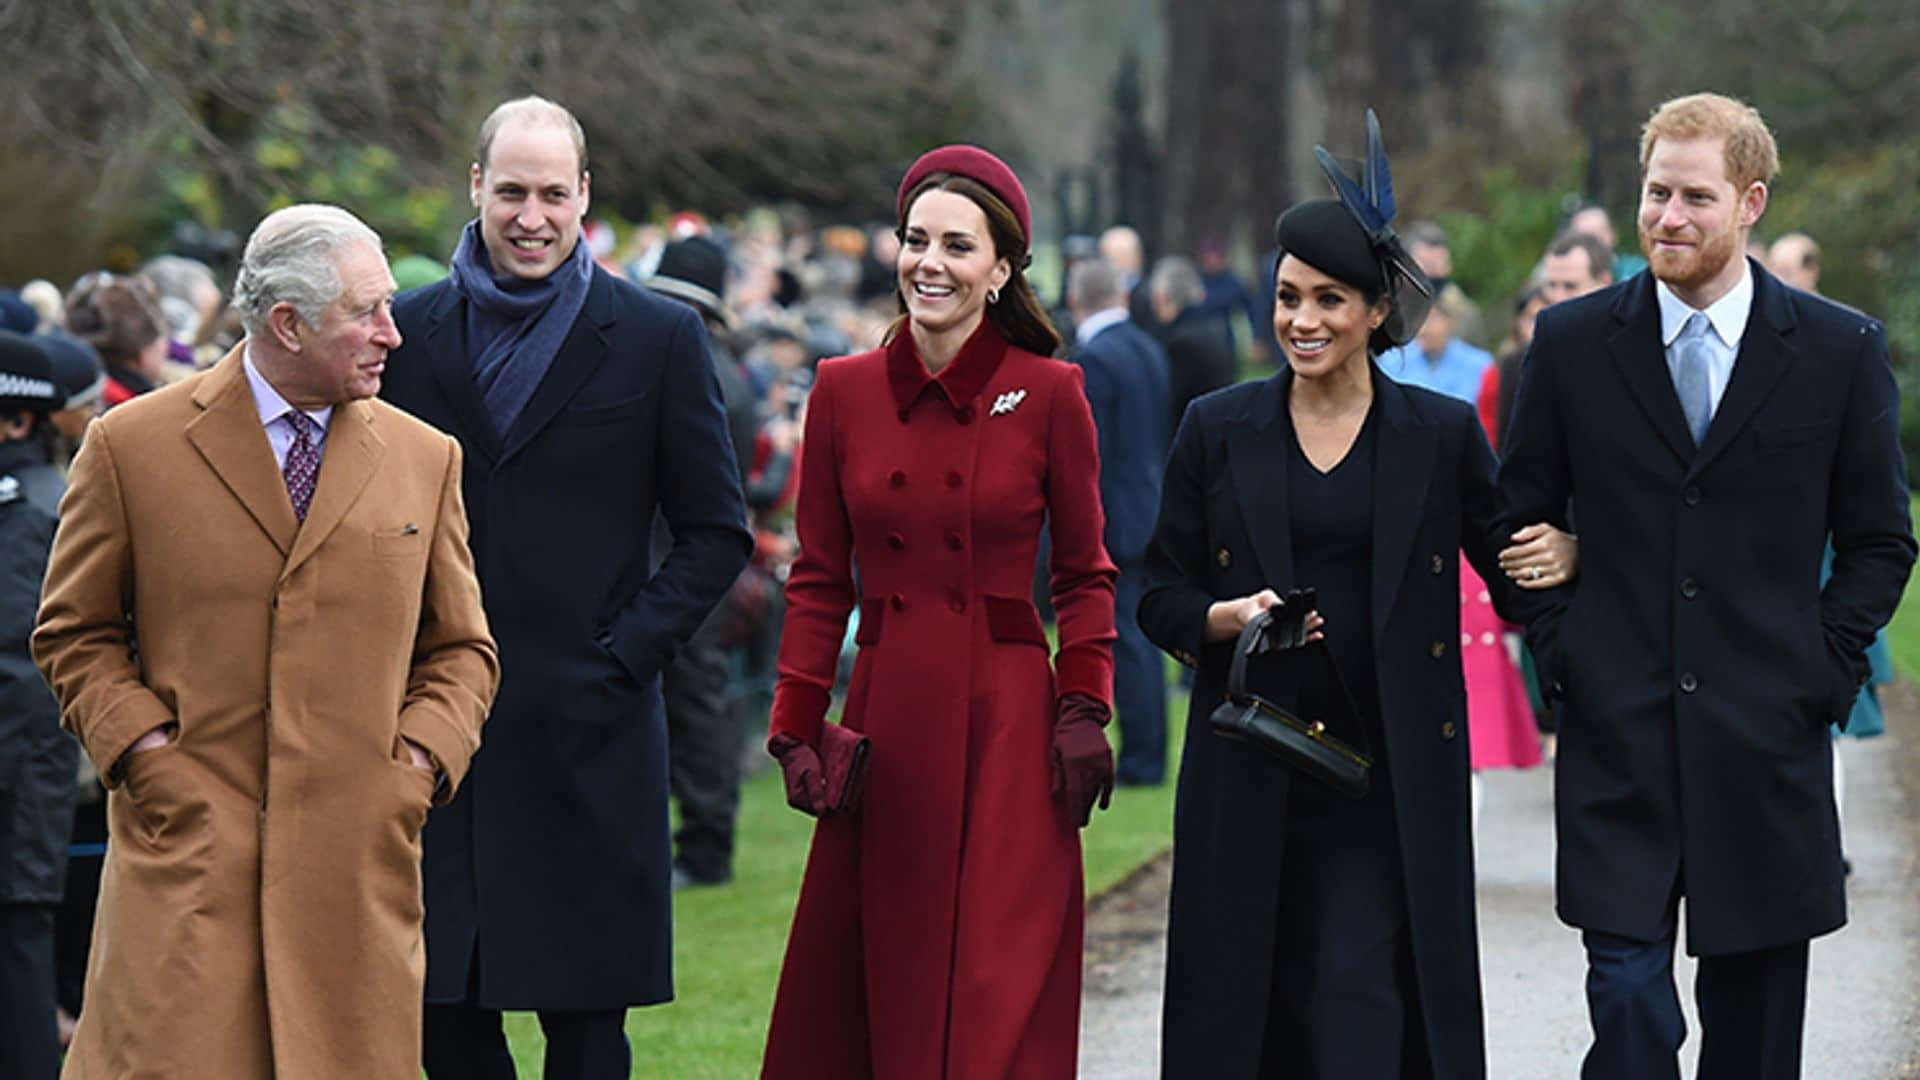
left=0, top=330, right=64, bottom=413
left=648, top=237, right=731, bottom=327
left=0, top=291, right=35, bottom=334
left=38, top=331, right=106, bottom=411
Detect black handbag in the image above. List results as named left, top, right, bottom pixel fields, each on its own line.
left=1207, top=595, right=1374, bottom=798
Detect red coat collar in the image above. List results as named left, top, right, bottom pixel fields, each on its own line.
left=884, top=319, right=1011, bottom=419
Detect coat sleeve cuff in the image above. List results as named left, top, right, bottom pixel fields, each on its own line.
left=399, top=705, right=480, bottom=804
left=1053, top=648, right=1112, bottom=704
left=82, top=690, right=177, bottom=790
left=770, top=680, right=831, bottom=748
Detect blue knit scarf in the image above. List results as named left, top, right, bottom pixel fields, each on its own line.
left=448, top=220, right=593, bottom=436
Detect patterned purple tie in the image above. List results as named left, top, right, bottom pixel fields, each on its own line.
left=282, top=411, right=320, bottom=522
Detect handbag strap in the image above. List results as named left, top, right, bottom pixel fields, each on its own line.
left=1226, top=607, right=1375, bottom=757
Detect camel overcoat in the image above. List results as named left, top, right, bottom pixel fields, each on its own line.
left=33, top=348, right=499, bottom=1079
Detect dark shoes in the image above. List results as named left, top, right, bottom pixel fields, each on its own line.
left=671, top=864, right=732, bottom=891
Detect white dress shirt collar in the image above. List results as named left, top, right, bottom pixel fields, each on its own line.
left=1074, top=306, right=1131, bottom=347
left=1656, top=259, right=1754, bottom=351
left=243, top=348, right=334, bottom=434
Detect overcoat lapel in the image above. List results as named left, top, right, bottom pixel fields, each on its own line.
left=1225, top=375, right=1293, bottom=590
left=1604, top=276, right=1696, bottom=467
left=1369, top=372, right=1433, bottom=646
left=498, top=268, right=616, bottom=464
left=186, top=348, right=298, bottom=556
left=1688, top=267, right=1797, bottom=479
left=422, top=285, right=501, bottom=463
left=282, top=400, right=385, bottom=582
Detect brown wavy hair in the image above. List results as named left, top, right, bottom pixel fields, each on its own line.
left=64, top=272, right=166, bottom=371
left=887, top=174, right=1063, bottom=357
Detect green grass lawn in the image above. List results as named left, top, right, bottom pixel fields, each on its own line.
left=503, top=685, right=1188, bottom=1075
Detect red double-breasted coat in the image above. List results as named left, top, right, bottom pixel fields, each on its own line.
left=762, top=321, right=1117, bottom=1079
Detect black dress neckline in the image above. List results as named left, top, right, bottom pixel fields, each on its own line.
left=1288, top=403, right=1377, bottom=477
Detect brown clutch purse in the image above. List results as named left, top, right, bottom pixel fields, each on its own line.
left=818, top=723, right=871, bottom=815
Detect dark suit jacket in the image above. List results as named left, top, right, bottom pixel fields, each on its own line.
left=384, top=264, right=751, bottom=1009
left=1073, top=317, right=1171, bottom=564
left=1161, top=307, right=1238, bottom=434
left=1140, top=368, right=1552, bottom=1079
left=1500, top=263, right=1915, bottom=956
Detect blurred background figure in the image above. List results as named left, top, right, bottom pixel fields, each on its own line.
left=1768, top=231, right=1822, bottom=293
left=1402, top=219, right=1455, bottom=294
left=1098, top=224, right=1157, bottom=329
left=1481, top=284, right=1549, bottom=454
left=1477, top=231, right=1613, bottom=450
left=1566, top=202, right=1648, bottom=282
left=138, top=255, right=223, bottom=367
left=1151, top=254, right=1236, bottom=432
left=1068, top=256, right=1172, bottom=786
left=62, top=274, right=169, bottom=410
left=647, top=235, right=759, bottom=890
left=1379, top=282, right=1491, bottom=403
left=391, top=253, right=450, bottom=292
left=1191, top=237, right=1259, bottom=367
left=18, top=282, right=64, bottom=333
left=1540, top=231, right=1615, bottom=306
left=0, top=330, right=68, bottom=1080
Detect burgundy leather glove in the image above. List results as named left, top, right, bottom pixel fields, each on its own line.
left=1051, top=693, right=1115, bottom=828
left=768, top=732, right=829, bottom=817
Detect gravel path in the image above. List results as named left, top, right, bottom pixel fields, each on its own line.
left=1079, top=688, right=1920, bottom=1078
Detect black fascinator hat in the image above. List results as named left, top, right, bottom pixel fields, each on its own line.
left=1274, top=110, right=1434, bottom=355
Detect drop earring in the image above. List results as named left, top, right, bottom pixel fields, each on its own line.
left=987, top=287, right=1001, bottom=305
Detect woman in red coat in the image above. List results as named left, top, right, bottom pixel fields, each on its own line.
left=761, top=146, right=1119, bottom=1079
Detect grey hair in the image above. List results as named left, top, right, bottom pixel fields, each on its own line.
left=140, top=255, right=217, bottom=305
left=231, top=205, right=382, bottom=336
left=1147, top=255, right=1206, bottom=310
left=140, top=255, right=218, bottom=337
left=1066, top=257, right=1124, bottom=311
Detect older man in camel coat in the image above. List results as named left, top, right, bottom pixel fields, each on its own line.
left=34, top=204, right=498, bottom=1079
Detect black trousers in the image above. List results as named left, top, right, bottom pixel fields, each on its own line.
left=1581, top=909, right=1810, bottom=1080
left=424, top=957, right=631, bottom=1080
left=1, top=902, right=60, bottom=1080
left=1112, top=563, right=1168, bottom=784
left=1260, top=765, right=1432, bottom=1079
left=664, top=612, right=743, bottom=883
left=57, top=792, right=106, bottom=1015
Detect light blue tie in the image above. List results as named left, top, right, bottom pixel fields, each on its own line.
left=1674, top=312, right=1715, bottom=446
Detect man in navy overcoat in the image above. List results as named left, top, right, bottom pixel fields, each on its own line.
left=383, top=97, right=750, bottom=1079
left=1068, top=257, right=1173, bottom=784
left=1501, top=93, right=1915, bottom=1080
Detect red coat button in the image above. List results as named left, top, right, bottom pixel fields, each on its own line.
left=890, top=593, right=906, bottom=612
left=949, top=594, right=967, bottom=614
left=945, top=533, right=963, bottom=551
left=957, top=406, right=974, bottom=425
left=947, top=471, right=964, bottom=489
left=889, top=470, right=906, bottom=489
left=887, top=532, right=905, bottom=551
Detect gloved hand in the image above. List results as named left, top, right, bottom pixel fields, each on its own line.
left=768, top=732, right=829, bottom=817
left=1051, top=693, right=1115, bottom=828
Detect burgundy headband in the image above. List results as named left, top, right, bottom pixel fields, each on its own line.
left=896, top=144, right=1032, bottom=248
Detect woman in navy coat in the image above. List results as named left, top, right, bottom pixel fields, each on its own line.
left=1140, top=125, right=1574, bottom=1079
